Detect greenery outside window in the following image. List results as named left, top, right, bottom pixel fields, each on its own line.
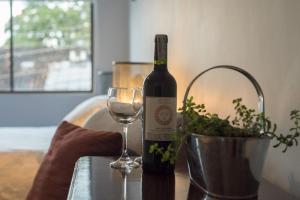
left=0, top=0, right=93, bottom=92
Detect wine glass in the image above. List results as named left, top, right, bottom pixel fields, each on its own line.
left=107, top=87, right=143, bottom=170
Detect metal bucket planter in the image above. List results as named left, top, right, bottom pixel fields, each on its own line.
left=183, top=65, right=270, bottom=199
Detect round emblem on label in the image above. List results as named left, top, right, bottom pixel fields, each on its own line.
left=154, top=105, right=173, bottom=125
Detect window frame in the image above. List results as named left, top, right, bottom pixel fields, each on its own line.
left=0, top=0, right=94, bottom=94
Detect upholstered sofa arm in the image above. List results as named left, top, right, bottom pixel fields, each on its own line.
left=63, top=95, right=107, bottom=126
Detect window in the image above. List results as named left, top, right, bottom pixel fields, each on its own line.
left=0, top=0, right=93, bottom=92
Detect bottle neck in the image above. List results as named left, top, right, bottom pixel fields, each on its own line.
left=154, top=63, right=168, bottom=71
left=154, top=37, right=168, bottom=72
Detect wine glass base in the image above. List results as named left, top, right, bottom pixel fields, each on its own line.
left=133, top=157, right=142, bottom=165
left=110, top=156, right=140, bottom=170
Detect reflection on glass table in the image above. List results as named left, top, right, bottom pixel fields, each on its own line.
left=68, top=156, right=299, bottom=200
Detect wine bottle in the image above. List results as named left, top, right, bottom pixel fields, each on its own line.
left=142, top=34, right=177, bottom=174
left=142, top=173, right=175, bottom=200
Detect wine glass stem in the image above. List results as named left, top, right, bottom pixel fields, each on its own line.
left=122, top=124, right=129, bottom=156
left=122, top=172, right=127, bottom=200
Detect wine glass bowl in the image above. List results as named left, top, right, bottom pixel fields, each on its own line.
left=107, top=87, right=142, bottom=170
left=108, top=100, right=142, bottom=124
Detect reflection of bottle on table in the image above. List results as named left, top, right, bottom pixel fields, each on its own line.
left=142, top=173, right=175, bottom=200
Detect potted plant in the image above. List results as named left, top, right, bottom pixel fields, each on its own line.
left=149, top=65, right=300, bottom=199
left=183, top=96, right=299, bottom=199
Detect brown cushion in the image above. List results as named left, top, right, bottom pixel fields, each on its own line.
left=26, top=121, right=122, bottom=200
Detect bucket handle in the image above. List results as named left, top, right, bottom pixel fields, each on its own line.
left=182, top=65, right=265, bottom=132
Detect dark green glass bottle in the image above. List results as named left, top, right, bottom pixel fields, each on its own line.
left=142, top=34, right=177, bottom=174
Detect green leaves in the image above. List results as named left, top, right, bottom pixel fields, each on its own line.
left=181, top=97, right=300, bottom=153
left=149, top=98, right=300, bottom=164
left=264, top=110, right=299, bottom=152
left=149, top=143, right=160, bottom=154
left=5, top=1, right=91, bottom=48
left=149, top=143, right=176, bottom=165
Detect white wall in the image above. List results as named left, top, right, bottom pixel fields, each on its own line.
left=129, top=0, right=300, bottom=197
left=94, top=0, right=129, bottom=71
left=0, top=0, right=130, bottom=126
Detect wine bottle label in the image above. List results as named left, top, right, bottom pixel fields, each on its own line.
left=145, top=97, right=177, bottom=141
